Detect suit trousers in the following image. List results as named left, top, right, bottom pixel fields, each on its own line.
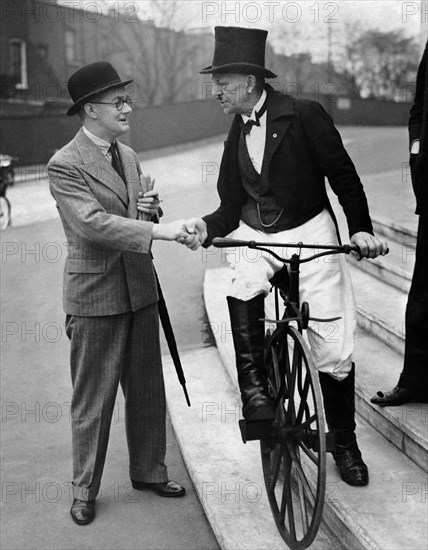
left=65, top=303, right=168, bottom=502
left=399, top=214, right=428, bottom=397
left=225, top=210, right=356, bottom=380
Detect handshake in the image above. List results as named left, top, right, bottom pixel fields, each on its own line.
left=152, top=217, right=208, bottom=250
left=136, top=180, right=207, bottom=250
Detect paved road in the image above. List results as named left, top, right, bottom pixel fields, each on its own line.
left=1, top=126, right=416, bottom=550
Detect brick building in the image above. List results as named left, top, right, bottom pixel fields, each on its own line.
left=0, top=0, right=214, bottom=115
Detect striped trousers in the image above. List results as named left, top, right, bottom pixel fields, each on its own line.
left=65, top=303, right=167, bottom=501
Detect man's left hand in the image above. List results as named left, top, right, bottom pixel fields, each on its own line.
left=350, top=232, right=388, bottom=260
left=137, top=189, right=161, bottom=217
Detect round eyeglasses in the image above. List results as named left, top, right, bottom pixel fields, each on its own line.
left=90, top=96, right=133, bottom=111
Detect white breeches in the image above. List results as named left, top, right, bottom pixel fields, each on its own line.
left=225, top=210, right=356, bottom=380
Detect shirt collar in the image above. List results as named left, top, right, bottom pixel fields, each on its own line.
left=82, top=126, right=113, bottom=157
left=241, top=89, right=267, bottom=123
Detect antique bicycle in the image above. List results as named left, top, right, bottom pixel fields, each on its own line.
left=212, top=237, right=361, bottom=550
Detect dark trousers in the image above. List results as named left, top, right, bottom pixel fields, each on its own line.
left=399, top=215, right=428, bottom=397
left=65, top=303, right=168, bottom=501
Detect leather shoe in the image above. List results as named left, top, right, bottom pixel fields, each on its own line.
left=70, top=498, right=95, bottom=525
left=370, top=385, right=428, bottom=406
left=333, top=443, right=369, bottom=486
left=131, top=479, right=185, bottom=497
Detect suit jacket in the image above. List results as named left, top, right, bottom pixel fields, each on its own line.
left=409, top=40, right=428, bottom=214
left=48, top=128, right=158, bottom=316
left=203, top=84, right=373, bottom=244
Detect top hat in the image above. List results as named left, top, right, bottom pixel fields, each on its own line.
left=199, top=26, right=276, bottom=79
left=66, top=61, right=134, bottom=116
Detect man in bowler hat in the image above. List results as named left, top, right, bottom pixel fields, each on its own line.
left=371, top=41, right=428, bottom=406
left=183, top=26, right=388, bottom=486
left=48, top=61, right=187, bottom=525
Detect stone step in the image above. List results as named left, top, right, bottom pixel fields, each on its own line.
left=163, top=347, right=341, bottom=550
left=352, top=326, right=427, bottom=474
left=164, top=348, right=427, bottom=550
left=347, top=248, right=413, bottom=294
left=347, top=261, right=407, bottom=355
left=347, top=214, right=415, bottom=294
left=173, top=269, right=428, bottom=550
left=204, top=268, right=427, bottom=473
left=371, top=215, right=417, bottom=249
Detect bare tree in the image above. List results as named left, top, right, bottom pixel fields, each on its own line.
left=338, top=28, right=418, bottom=101
left=271, top=25, right=314, bottom=89
left=104, top=0, right=197, bottom=106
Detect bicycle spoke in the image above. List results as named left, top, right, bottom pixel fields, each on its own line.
left=271, top=342, right=282, bottom=392
left=268, top=339, right=287, bottom=424
left=286, top=337, right=304, bottom=425
left=298, top=440, right=319, bottom=465
left=297, top=474, right=309, bottom=533
left=287, top=414, right=317, bottom=436
left=288, top=445, right=315, bottom=504
left=296, top=375, right=311, bottom=426
left=269, top=445, right=283, bottom=493
left=282, top=450, right=296, bottom=540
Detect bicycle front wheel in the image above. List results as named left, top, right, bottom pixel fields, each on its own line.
left=0, top=196, right=11, bottom=229
left=260, top=325, right=326, bottom=550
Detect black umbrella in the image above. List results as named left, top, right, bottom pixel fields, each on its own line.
left=155, top=271, right=191, bottom=407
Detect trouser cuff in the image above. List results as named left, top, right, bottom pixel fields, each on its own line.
left=72, top=482, right=99, bottom=502
left=129, top=466, right=168, bottom=483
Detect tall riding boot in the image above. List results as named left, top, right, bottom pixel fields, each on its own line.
left=319, top=364, right=369, bottom=486
left=227, top=295, right=275, bottom=421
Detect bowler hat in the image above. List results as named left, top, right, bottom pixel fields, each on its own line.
left=67, top=61, right=133, bottom=116
left=200, top=26, right=276, bottom=78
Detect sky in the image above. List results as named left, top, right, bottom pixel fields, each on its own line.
left=57, top=0, right=427, bottom=59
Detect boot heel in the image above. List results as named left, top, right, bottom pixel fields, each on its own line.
left=239, top=419, right=273, bottom=443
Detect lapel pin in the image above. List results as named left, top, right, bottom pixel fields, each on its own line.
left=273, top=133, right=278, bottom=138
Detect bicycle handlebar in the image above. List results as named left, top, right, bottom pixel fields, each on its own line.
left=212, top=238, right=359, bottom=264
left=212, top=237, right=358, bottom=252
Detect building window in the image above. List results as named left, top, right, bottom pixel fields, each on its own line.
left=65, top=29, right=79, bottom=64
left=10, top=39, right=28, bottom=89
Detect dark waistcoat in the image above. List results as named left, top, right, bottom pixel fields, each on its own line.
left=238, top=130, right=321, bottom=232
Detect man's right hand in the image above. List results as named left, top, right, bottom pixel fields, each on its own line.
left=178, top=218, right=208, bottom=250
left=152, top=220, right=189, bottom=241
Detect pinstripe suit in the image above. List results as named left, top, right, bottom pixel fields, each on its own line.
left=48, top=128, right=168, bottom=501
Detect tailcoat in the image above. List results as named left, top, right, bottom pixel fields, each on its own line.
left=203, top=84, right=373, bottom=243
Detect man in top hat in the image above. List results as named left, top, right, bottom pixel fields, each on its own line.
left=371, top=41, right=428, bottom=406
left=183, top=26, right=388, bottom=487
left=48, top=61, right=188, bottom=525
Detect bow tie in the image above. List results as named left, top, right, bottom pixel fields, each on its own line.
left=241, top=102, right=267, bottom=135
